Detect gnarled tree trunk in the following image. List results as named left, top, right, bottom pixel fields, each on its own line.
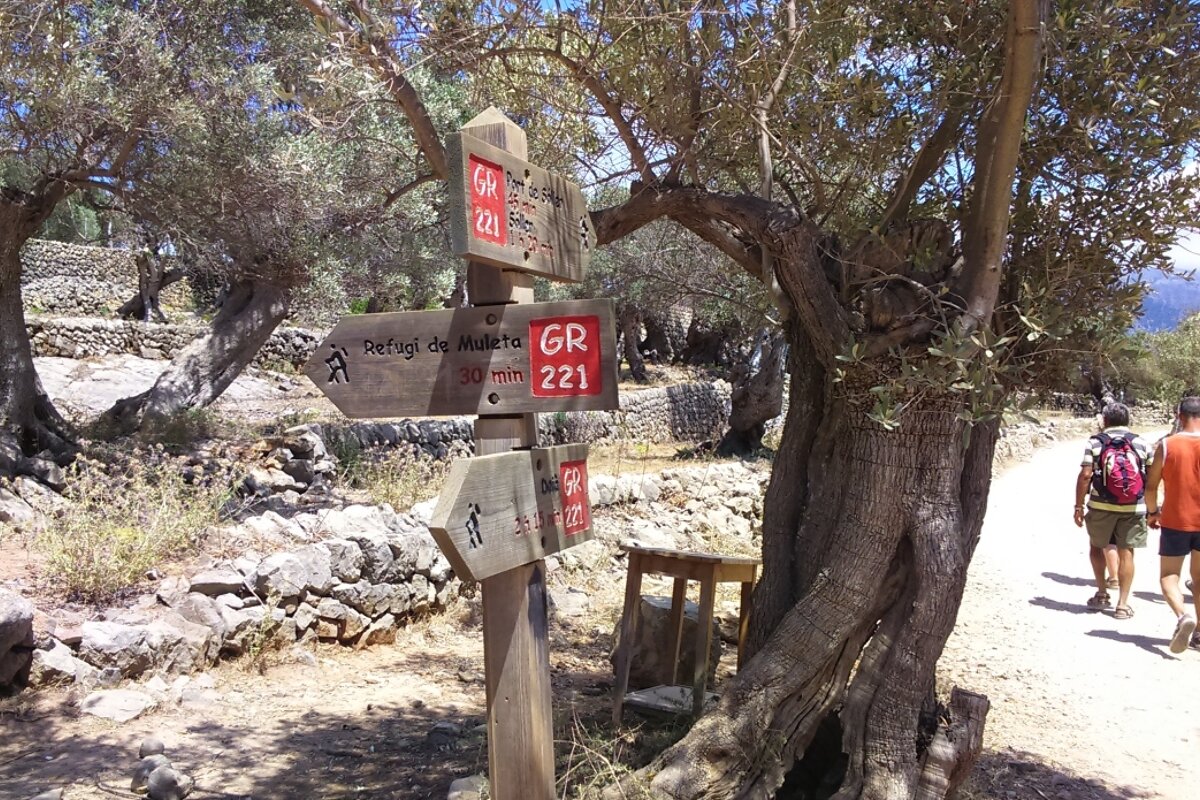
left=117, top=253, right=185, bottom=322
left=614, top=322, right=998, bottom=798
left=0, top=193, right=74, bottom=462
left=618, top=303, right=649, bottom=383
left=717, top=330, right=787, bottom=456
left=103, top=279, right=289, bottom=433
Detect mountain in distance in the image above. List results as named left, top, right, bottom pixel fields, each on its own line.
left=1138, top=270, right=1200, bottom=331
left=1136, top=236, right=1200, bottom=332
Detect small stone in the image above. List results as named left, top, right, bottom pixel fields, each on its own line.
left=361, top=613, right=397, bottom=647
left=295, top=544, right=334, bottom=595
left=292, top=602, right=318, bottom=633
left=139, top=736, right=167, bottom=758
left=132, top=754, right=172, bottom=793
left=187, top=567, right=246, bottom=597
left=548, top=587, right=591, bottom=619
left=324, top=538, right=364, bottom=583
left=28, top=640, right=97, bottom=687
left=81, top=689, right=157, bottom=722
left=253, top=553, right=309, bottom=604
left=447, top=774, right=488, bottom=800
left=146, top=765, right=195, bottom=800
left=214, top=593, right=244, bottom=610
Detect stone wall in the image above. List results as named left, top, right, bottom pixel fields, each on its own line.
left=21, top=239, right=139, bottom=316
left=28, top=317, right=321, bottom=368
left=326, top=380, right=733, bottom=459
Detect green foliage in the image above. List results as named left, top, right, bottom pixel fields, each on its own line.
left=1117, top=314, right=1200, bottom=404
left=35, top=454, right=227, bottom=602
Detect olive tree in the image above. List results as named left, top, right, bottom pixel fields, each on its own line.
left=300, top=1, right=1200, bottom=797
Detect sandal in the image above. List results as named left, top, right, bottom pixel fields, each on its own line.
left=1106, top=578, right=1120, bottom=590
left=1114, top=606, right=1134, bottom=620
left=1086, top=591, right=1112, bottom=610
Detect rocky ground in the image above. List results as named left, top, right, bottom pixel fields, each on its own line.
left=1, top=356, right=1184, bottom=800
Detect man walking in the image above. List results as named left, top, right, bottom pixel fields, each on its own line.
left=1146, top=396, right=1200, bottom=653
left=1074, top=403, right=1149, bottom=618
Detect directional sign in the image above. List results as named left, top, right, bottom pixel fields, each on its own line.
left=302, top=299, right=618, bottom=419
left=446, top=131, right=595, bottom=282
left=429, top=444, right=593, bottom=581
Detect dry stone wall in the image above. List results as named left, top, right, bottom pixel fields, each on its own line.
left=28, top=317, right=321, bottom=368
left=325, top=380, right=734, bottom=460
left=21, top=239, right=139, bottom=316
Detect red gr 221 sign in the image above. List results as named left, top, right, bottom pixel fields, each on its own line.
left=529, top=315, right=603, bottom=397
left=469, top=154, right=507, bottom=246
left=558, top=459, right=591, bottom=536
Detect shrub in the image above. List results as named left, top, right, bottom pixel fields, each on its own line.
left=36, top=454, right=227, bottom=602
left=339, top=447, right=449, bottom=511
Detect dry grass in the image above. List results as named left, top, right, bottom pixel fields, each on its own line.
left=34, top=450, right=227, bottom=602
left=339, top=447, right=451, bottom=512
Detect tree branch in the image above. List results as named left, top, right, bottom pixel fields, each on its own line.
left=877, top=103, right=966, bottom=231
left=484, top=44, right=656, bottom=184
left=298, top=0, right=448, bottom=178
left=957, top=0, right=1048, bottom=331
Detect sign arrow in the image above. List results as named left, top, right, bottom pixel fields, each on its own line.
left=429, top=444, right=593, bottom=581
left=302, top=299, right=618, bottom=419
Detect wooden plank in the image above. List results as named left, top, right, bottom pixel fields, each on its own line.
left=623, top=685, right=719, bottom=717
left=446, top=130, right=594, bottom=282
left=611, top=551, right=644, bottom=727
left=483, top=561, right=555, bottom=800
left=692, top=566, right=717, bottom=718
left=302, top=298, right=619, bottom=418
left=429, top=443, right=593, bottom=582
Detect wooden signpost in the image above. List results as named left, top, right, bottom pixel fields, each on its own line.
left=428, top=443, right=592, bottom=581
left=446, top=130, right=595, bottom=282
left=442, top=109, right=610, bottom=800
left=306, top=108, right=607, bottom=800
left=302, top=299, right=618, bottom=418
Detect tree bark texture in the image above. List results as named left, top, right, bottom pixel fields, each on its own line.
left=117, top=256, right=184, bottom=322
left=717, top=331, right=787, bottom=456
left=0, top=195, right=72, bottom=457
left=618, top=303, right=649, bottom=383
left=622, top=369, right=999, bottom=799
left=103, top=279, right=289, bottom=433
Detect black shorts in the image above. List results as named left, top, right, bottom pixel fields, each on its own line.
left=1159, top=527, right=1200, bottom=557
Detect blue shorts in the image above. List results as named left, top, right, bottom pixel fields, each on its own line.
left=1159, top=527, right=1200, bottom=557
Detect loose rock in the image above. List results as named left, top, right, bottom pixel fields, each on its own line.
left=147, top=765, right=195, bottom=800
left=132, top=754, right=172, bottom=793
left=81, top=689, right=158, bottom=722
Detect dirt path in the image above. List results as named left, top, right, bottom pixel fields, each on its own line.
left=942, top=434, right=1197, bottom=800
left=3, top=437, right=1196, bottom=799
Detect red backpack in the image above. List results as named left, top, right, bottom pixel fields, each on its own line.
left=1094, top=433, right=1145, bottom=505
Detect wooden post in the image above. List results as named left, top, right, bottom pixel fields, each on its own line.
left=466, top=109, right=556, bottom=800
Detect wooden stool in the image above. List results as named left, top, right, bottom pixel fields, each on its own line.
left=611, top=545, right=760, bottom=723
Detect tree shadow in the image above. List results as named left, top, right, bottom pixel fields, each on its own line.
left=0, top=634, right=672, bottom=800
left=1085, top=628, right=1177, bottom=661
left=965, top=747, right=1158, bottom=799
left=1028, top=596, right=1098, bottom=615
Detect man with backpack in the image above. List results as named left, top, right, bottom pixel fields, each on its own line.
left=1074, top=403, right=1150, bottom=618
left=1145, top=395, right=1200, bottom=653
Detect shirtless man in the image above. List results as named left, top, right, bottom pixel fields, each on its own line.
left=1146, top=396, right=1200, bottom=653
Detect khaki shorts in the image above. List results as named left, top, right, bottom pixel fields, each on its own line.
left=1085, top=508, right=1148, bottom=549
